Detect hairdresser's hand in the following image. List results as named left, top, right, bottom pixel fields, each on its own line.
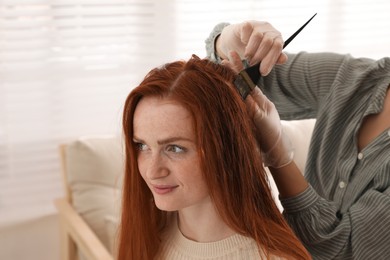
left=246, top=88, right=294, bottom=168
left=216, top=21, right=288, bottom=76
left=223, top=51, right=293, bottom=168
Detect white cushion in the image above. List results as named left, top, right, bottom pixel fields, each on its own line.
left=281, top=119, right=316, bottom=173
left=105, top=215, right=120, bottom=258
left=65, top=135, right=124, bottom=253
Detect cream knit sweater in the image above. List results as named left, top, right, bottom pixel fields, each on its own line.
left=157, top=222, right=282, bottom=260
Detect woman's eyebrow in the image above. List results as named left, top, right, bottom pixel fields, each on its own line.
left=132, top=136, right=194, bottom=145
left=157, top=137, right=193, bottom=145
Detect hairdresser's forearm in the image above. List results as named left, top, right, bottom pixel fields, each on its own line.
left=269, top=162, right=308, bottom=199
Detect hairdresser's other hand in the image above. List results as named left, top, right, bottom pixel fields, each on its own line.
left=246, top=88, right=294, bottom=168
left=222, top=51, right=293, bottom=168
left=216, top=21, right=288, bottom=76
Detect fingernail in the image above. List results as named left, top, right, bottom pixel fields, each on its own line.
left=244, top=57, right=251, bottom=66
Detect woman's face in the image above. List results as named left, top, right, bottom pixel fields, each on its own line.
left=133, top=96, right=210, bottom=212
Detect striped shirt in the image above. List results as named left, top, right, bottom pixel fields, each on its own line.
left=206, top=24, right=390, bottom=260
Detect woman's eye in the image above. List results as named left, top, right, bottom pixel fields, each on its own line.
left=134, top=142, right=148, bottom=151
left=167, top=145, right=185, bottom=153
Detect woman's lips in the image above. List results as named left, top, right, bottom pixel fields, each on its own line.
left=152, top=185, right=178, bottom=195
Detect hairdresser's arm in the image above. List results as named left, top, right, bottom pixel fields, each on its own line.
left=206, top=22, right=346, bottom=120
left=269, top=163, right=308, bottom=198
left=205, top=21, right=287, bottom=76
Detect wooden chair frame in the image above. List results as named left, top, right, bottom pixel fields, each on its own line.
left=55, top=144, right=114, bottom=260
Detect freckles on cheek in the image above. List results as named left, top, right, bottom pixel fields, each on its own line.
left=137, top=158, right=147, bottom=180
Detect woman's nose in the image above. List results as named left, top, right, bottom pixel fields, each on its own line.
left=146, top=153, right=169, bottom=180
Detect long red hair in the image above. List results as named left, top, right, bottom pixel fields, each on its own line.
left=119, top=55, right=310, bottom=259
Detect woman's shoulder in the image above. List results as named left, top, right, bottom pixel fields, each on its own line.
left=160, top=225, right=286, bottom=259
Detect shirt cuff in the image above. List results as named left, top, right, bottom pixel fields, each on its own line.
left=205, top=22, right=230, bottom=63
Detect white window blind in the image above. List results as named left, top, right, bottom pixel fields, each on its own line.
left=1, top=0, right=389, bottom=225
left=174, top=0, right=390, bottom=59
left=0, top=0, right=176, bottom=224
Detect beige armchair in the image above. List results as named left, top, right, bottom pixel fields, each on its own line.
left=54, top=119, right=316, bottom=260
left=55, top=136, right=124, bottom=260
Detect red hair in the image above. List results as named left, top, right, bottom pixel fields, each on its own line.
left=119, top=55, right=311, bottom=259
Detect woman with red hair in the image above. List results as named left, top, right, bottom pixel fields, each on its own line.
left=118, top=55, right=310, bottom=260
